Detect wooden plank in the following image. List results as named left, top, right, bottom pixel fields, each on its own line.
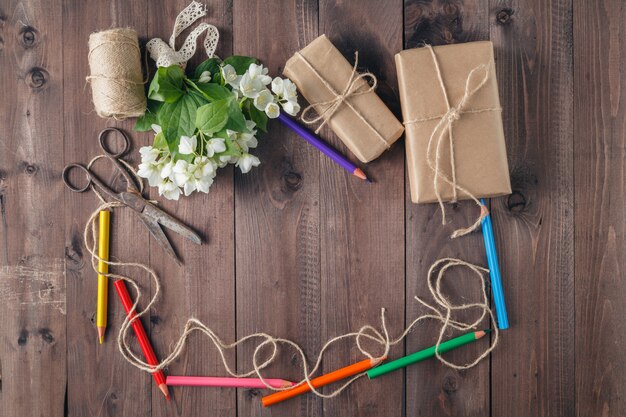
left=0, top=0, right=66, bottom=415
left=573, top=1, right=626, bottom=416
left=233, top=0, right=320, bottom=416
left=147, top=1, right=237, bottom=416
left=403, top=1, right=491, bottom=416
left=62, top=2, right=153, bottom=416
left=317, top=1, right=404, bottom=416
left=489, top=0, right=575, bottom=416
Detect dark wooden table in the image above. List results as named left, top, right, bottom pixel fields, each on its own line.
left=1, top=0, right=624, bottom=416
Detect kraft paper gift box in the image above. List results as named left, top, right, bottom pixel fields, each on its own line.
left=283, top=34, right=404, bottom=163
left=395, top=41, right=511, bottom=204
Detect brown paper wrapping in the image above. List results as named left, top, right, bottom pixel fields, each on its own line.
left=395, top=41, right=511, bottom=204
left=283, top=34, right=404, bottom=163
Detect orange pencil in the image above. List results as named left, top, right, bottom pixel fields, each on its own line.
left=261, top=357, right=385, bottom=407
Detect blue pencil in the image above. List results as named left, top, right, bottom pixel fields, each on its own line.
left=480, top=198, right=509, bottom=330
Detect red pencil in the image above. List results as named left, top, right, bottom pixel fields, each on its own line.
left=113, top=280, right=170, bottom=400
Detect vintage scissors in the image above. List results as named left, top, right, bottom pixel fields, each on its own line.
left=63, top=127, right=202, bottom=265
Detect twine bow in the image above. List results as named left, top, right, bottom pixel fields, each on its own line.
left=298, top=51, right=390, bottom=148
left=146, top=1, right=219, bottom=68
left=405, top=45, right=501, bottom=238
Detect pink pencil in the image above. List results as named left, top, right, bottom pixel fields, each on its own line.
left=166, top=376, right=295, bottom=389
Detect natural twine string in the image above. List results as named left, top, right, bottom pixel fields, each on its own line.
left=82, top=155, right=498, bottom=397
left=86, top=28, right=147, bottom=120
left=298, top=51, right=391, bottom=149
left=404, top=45, right=502, bottom=238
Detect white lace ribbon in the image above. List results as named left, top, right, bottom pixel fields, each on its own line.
left=146, top=1, right=219, bottom=68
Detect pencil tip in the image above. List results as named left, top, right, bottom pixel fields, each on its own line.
left=353, top=168, right=369, bottom=181
left=159, top=383, right=171, bottom=400
left=484, top=328, right=492, bottom=334
left=97, top=327, right=105, bottom=344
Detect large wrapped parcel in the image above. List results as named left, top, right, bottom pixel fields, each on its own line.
left=395, top=41, right=511, bottom=204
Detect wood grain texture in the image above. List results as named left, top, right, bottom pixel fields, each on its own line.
left=574, top=1, right=626, bottom=416
left=1, top=0, right=625, bottom=415
left=318, top=1, right=405, bottom=416
left=404, top=1, right=491, bottom=416
left=490, top=0, right=575, bottom=416
left=62, top=2, right=153, bottom=417
left=233, top=1, right=320, bottom=416
left=0, top=0, right=67, bottom=416
left=146, top=1, right=236, bottom=416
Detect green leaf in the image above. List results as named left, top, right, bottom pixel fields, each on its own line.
left=148, top=65, right=185, bottom=103
left=246, top=104, right=268, bottom=133
left=196, top=83, right=233, bottom=101
left=222, top=135, right=243, bottom=157
left=158, top=94, right=198, bottom=152
left=193, top=57, right=222, bottom=80
left=134, top=100, right=162, bottom=131
left=196, top=100, right=230, bottom=135
left=225, top=100, right=249, bottom=132
left=223, top=55, right=258, bottom=74
left=152, top=131, right=168, bottom=150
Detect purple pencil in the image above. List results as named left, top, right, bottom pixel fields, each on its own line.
left=278, top=113, right=370, bottom=182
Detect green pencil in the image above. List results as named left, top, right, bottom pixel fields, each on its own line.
left=367, top=329, right=491, bottom=379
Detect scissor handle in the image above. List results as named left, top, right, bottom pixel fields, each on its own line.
left=98, top=127, right=130, bottom=158
left=62, top=163, right=92, bottom=192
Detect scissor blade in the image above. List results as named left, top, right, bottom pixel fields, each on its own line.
left=138, top=215, right=182, bottom=266
left=143, top=204, right=202, bottom=245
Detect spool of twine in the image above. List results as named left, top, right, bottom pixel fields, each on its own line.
left=87, top=28, right=146, bottom=119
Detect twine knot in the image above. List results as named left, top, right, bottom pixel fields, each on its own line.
left=446, top=107, right=461, bottom=123
left=404, top=45, right=501, bottom=238
left=297, top=51, right=390, bottom=149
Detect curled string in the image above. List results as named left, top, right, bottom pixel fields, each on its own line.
left=83, top=165, right=498, bottom=398
left=298, top=51, right=390, bottom=149
left=404, top=45, right=502, bottom=238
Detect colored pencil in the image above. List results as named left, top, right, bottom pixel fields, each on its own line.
left=367, top=330, right=490, bottom=379
left=113, top=279, right=170, bottom=400
left=262, top=357, right=384, bottom=407
left=480, top=199, right=509, bottom=329
left=278, top=113, right=371, bottom=182
left=96, top=210, right=110, bottom=344
left=166, top=376, right=295, bottom=389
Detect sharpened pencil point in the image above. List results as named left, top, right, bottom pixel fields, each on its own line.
left=484, top=329, right=492, bottom=334
left=97, top=327, right=106, bottom=344
left=353, top=168, right=369, bottom=181
left=159, top=383, right=171, bottom=400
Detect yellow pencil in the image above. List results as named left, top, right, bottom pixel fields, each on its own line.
left=96, top=210, right=110, bottom=344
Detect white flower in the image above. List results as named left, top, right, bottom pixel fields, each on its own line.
left=151, top=124, right=162, bottom=134
left=239, top=63, right=272, bottom=98
left=178, top=135, right=197, bottom=155
left=265, top=102, right=280, bottom=119
left=198, top=71, right=212, bottom=83
left=139, top=146, right=160, bottom=163
left=271, top=77, right=284, bottom=96
left=281, top=78, right=298, bottom=99
left=272, top=77, right=300, bottom=116
left=194, top=156, right=217, bottom=179
left=221, top=64, right=241, bottom=89
left=281, top=100, right=300, bottom=116
left=248, top=63, right=272, bottom=85
left=172, top=160, right=191, bottom=187
left=158, top=179, right=181, bottom=201
left=218, top=154, right=235, bottom=168
left=160, top=160, right=175, bottom=179
left=239, top=72, right=263, bottom=98
left=253, top=89, right=274, bottom=111
left=236, top=153, right=261, bottom=173
left=137, top=161, right=162, bottom=187
left=205, top=137, right=227, bottom=157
